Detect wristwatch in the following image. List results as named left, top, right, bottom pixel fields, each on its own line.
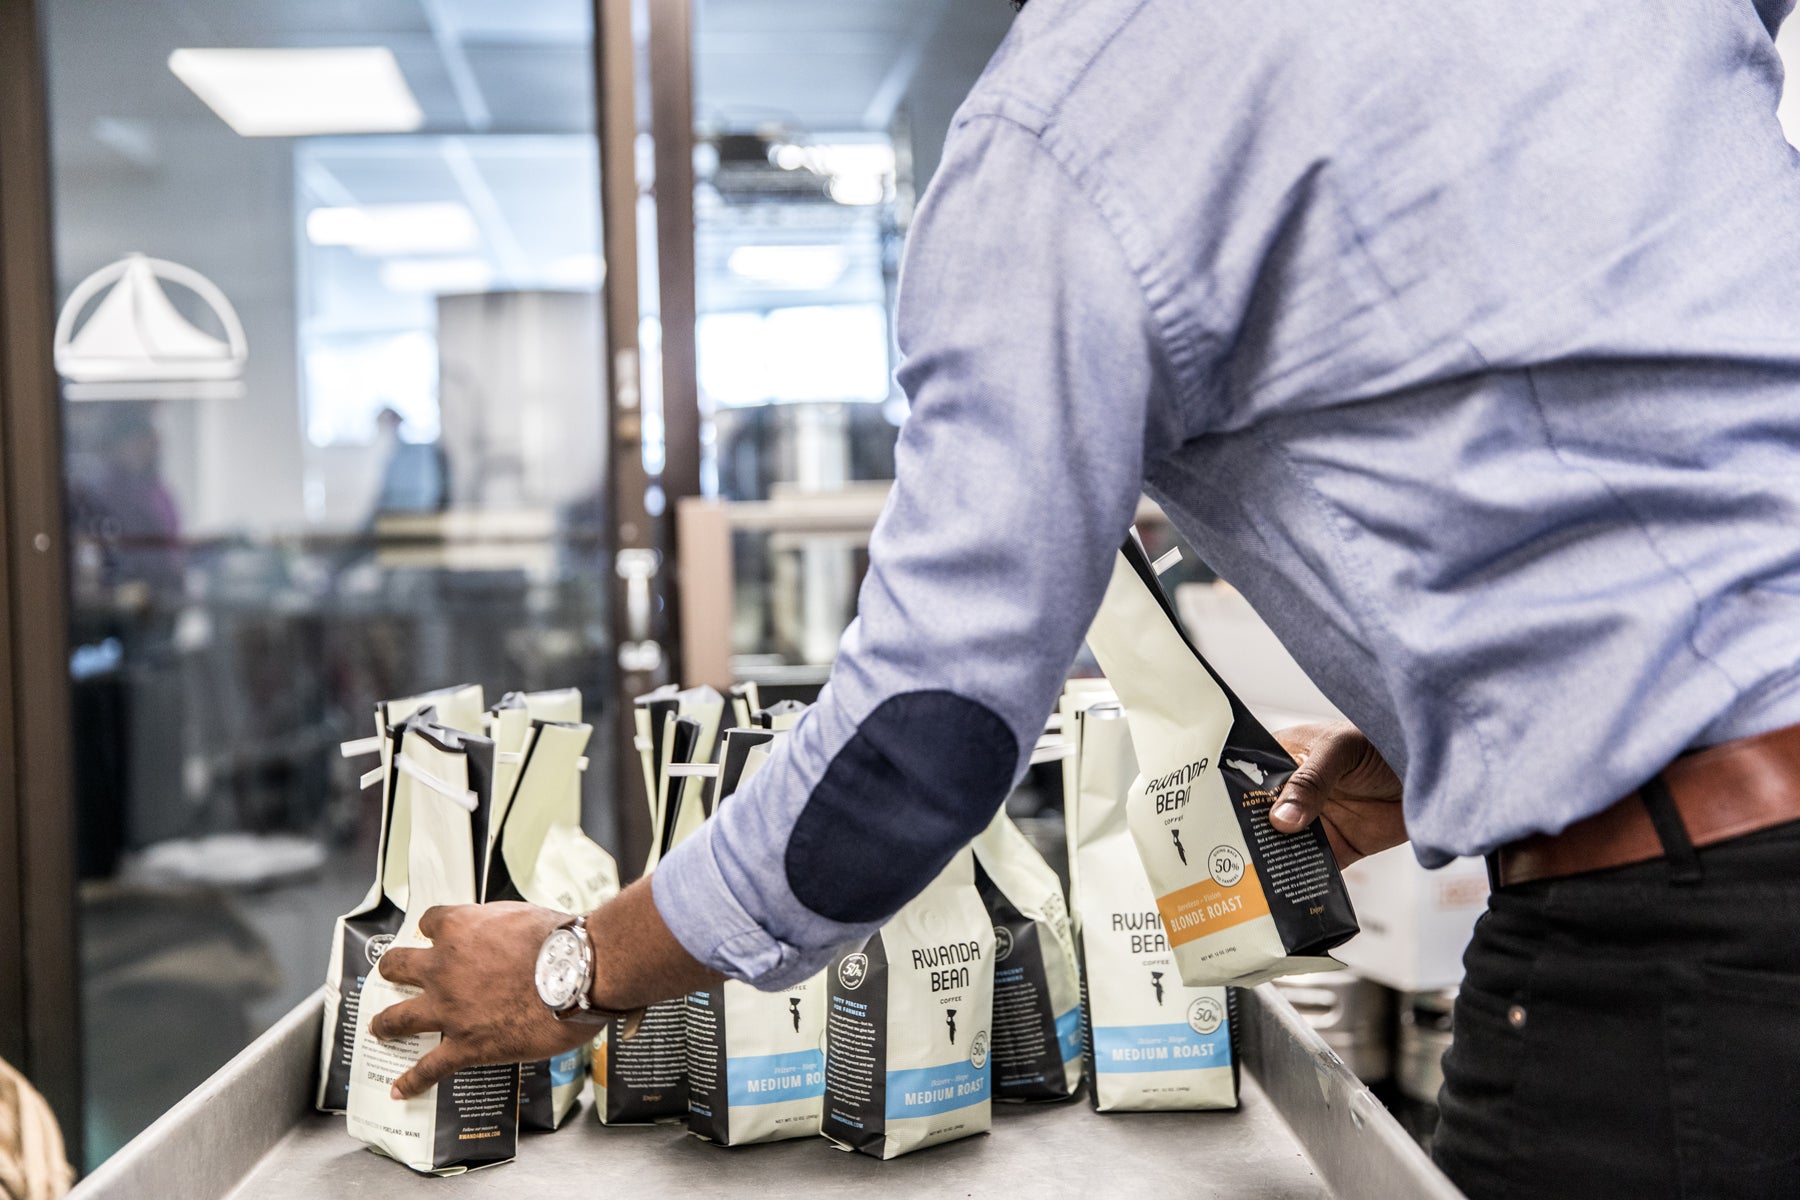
left=534, top=915, right=611, bottom=1027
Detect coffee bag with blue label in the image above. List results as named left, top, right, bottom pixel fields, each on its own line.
left=1084, top=536, right=1357, bottom=988
left=685, top=975, right=826, bottom=1146
left=1070, top=700, right=1237, bottom=1111
left=823, top=848, right=994, bottom=1159
left=683, top=726, right=829, bottom=1146
left=971, top=810, right=1082, bottom=1102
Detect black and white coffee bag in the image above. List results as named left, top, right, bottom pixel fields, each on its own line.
left=1084, top=536, right=1358, bottom=988
left=593, top=714, right=710, bottom=1126
left=485, top=716, right=618, bottom=1131
left=971, top=810, right=1082, bottom=1102
left=317, top=684, right=484, bottom=1114
left=1070, top=700, right=1237, bottom=1111
left=823, top=849, right=995, bottom=1159
left=345, top=714, right=520, bottom=1175
left=684, top=726, right=828, bottom=1146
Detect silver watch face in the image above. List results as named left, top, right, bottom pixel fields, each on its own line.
left=535, top=927, right=585, bottom=1010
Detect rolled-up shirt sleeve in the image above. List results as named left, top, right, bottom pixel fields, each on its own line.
left=652, top=114, right=1176, bottom=989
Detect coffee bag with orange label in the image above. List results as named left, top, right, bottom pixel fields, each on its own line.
left=1083, top=536, right=1357, bottom=988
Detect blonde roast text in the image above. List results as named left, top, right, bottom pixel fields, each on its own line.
left=1139, top=758, right=1270, bottom=947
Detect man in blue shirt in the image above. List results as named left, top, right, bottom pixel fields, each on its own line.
left=375, top=1, right=1800, bottom=1194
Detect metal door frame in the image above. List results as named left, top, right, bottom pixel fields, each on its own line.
left=0, top=0, right=700, bottom=1158
left=0, top=0, right=84, bottom=1163
left=594, top=0, right=701, bottom=874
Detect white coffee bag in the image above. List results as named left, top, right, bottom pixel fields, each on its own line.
left=971, top=810, right=1082, bottom=1102
left=318, top=684, right=484, bottom=1114
left=485, top=716, right=619, bottom=1131
left=594, top=714, right=710, bottom=1126
left=686, top=974, right=827, bottom=1147
left=1070, top=701, right=1237, bottom=1111
left=1084, top=538, right=1357, bottom=988
left=345, top=715, right=519, bottom=1174
left=487, top=688, right=582, bottom=852
left=823, top=849, right=995, bottom=1159
left=685, top=726, right=829, bottom=1146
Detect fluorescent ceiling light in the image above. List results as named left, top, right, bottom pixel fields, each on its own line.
left=828, top=175, right=886, bottom=206
left=727, top=245, right=849, bottom=290
left=379, top=257, right=495, bottom=295
left=306, top=204, right=478, bottom=255
left=168, top=48, right=423, bottom=138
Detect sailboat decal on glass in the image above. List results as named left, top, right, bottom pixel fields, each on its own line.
left=54, top=253, right=247, bottom=400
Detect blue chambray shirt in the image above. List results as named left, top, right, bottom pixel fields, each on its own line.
left=656, top=0, right=1800, bottom=989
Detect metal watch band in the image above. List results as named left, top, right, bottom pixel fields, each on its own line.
left=551, top=914, right=645, bottom=1033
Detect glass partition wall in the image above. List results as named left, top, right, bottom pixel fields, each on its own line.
left=690, top=0, right=1016, bottom=676
left=39, top=0, right=613, bottom=1167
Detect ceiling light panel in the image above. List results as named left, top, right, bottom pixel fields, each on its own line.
left=306, top=203, right=479, bottom=255
left=168, top=48, right=425, bottom=138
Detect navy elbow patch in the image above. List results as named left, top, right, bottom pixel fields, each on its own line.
left=785, top=690, right=1018, bottom=926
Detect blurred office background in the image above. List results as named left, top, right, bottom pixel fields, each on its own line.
left=36, top=0, right=1013, bottom=1168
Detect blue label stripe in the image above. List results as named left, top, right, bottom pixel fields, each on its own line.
left=550, top=1048, right=582, bottom=1087
left=1092, top=1022, right=1232, bottom=1075
left=885, top=1060, right=991, bottom=1119
left=727, top=1049, right=825, bottom=1108
left=1056, top=1006, right=1083, bottom=1064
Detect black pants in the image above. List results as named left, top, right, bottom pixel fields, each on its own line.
left=1433, top=817, right=1800, bottom=1199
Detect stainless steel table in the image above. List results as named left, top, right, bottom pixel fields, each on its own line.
left=72, top=985, right=1462, bottom=1200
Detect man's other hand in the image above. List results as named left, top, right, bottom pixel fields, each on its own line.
left=1269, top=721, right=1406, bottom=868
left=371, top=901, right=588, bottom=1100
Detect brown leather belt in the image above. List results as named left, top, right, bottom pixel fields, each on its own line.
left=1491, top=721, right=1800, bottom=888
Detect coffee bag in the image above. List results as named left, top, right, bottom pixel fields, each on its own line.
left=1070, top=701, right=1237, bottom=1111
left=1084, top=537, right=1357, bottom=987
left=487, top=688, right=582, bottom=853
left=823, top=849, right=995, bottom=1159
left=594, top=715, right=710, bottom=1126
left=971, top=810, right=1082, bottom=1102
left=345, top=714, right=519, bottom=1175
left=485, top=716, right=619, bottom=1131
left=318, top=684, right=484, bottom=1113
left=683, top=726, right=829, bottom=1146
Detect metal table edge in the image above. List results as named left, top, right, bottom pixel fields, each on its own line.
left=69, top=987, right=325, bottom=1200
left=1243, top=983, right=1464, bottom=1200
left=69, top=983, right=1464, bottom=1200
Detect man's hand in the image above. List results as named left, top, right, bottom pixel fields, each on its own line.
left=371, top=901, right=589, bottom=1100
left=369, top=878, right=723, bottom=1100
left=1269, top=721, right=1407, bottom=868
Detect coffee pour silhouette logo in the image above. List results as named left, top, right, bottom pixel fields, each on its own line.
left=1171, top=827, right=1188, bottom=865
left=946, top=1009, right=959, bottom=1045
left=789, top=996, right=802, bottom=1033
left=1151, top=970, right=1166, bottom=1006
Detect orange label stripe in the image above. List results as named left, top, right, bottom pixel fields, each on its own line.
left=1156, top=868, right=1271, bottom=948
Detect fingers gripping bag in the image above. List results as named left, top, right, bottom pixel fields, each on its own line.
left=345, top=713, right=520, bottom=1175
left=970, top=810, right=1082, bottom=1102
left=1071, top=702, right=1237, bottom=1111
left=318, top=684, right=484, bottom=1113
left=686, top=726, right=830, bottom=1147
left=485, top=716, right=619, bottom=1131
left=593, top=715, right=708, bottom=1126
left=823, top=849, right=995, bottom=1160
left=1084, top=537, right=1358, bottom=987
